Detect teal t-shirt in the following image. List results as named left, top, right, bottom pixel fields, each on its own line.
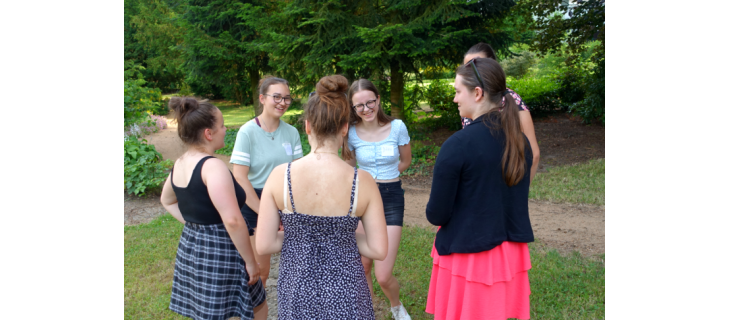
left=230, top=119, right=304, bottom=188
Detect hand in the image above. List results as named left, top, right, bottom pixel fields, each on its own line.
left=246, top=262, right=261, bottom=286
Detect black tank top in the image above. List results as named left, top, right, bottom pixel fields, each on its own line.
left=171, top=156, right=247, bottom=224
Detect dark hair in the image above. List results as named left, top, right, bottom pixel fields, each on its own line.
left=347, top=78, right=394, bottom=126
left=258, top=75, right=289, bottom=95
left=168, top=97, right=219, bottom=146
left=456, top=58, right=526, bottom=186
left=305, top=75, right=353, bottom=160
left=466, top=42, right=497, bottom=61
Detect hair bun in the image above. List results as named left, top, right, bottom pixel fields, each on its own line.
left=316, top=75, right=348, bottom=96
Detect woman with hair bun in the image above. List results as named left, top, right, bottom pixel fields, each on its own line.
left=463, top=42, right=540, bottom=182
left=256, top=75, right=388, bottom=320
left=160, top=97, right=267, bottom=320
left=231, top=76, right=304, bottom=288
left=425, top=58, right=534, bottom=320
left=345, top=78, right=413, bottom=320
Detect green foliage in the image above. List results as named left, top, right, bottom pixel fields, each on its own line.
left=507, top=76, right=563, bottom=116
left=402, top=140, right=440, bottom=177
left=125, top=0, right=188, bottom=92
left=501, top=50, right=536, bottom=79
left=214, top=127, right=237, bottom=156
left=124, top=136, right=173, bottom=196
left=569, top=61, right=605, bottom=124
left=529, top=158, right=605, bottom=205
left=423, top=79, right=460, bottom=130
left=124, top=65, right=166, bottom=127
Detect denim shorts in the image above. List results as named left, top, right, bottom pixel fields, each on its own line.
left=240, top=188, right=263, bottom=235
left=377, top=181, right=405, bottom=227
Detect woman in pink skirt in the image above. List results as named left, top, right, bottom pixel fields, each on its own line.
left=425, top=57, right=535, bottom=320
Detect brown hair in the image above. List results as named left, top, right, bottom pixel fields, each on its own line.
left=347, top=78, right=394, bottom=126
left=258, top=75, right=289, bottom=95
left=168, top=96, right=219, bottom=146
left=456, top=58, right=526, bottom=186
left=304, top=75, right=354, bottom=160
left=466, top=42, right=497, bottom=61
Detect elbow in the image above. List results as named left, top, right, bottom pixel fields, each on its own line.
left=532, top=149, right=540, bottom=164
left=373, top=245, right=388, bottom=261
left=426, top=209, right=448, bottom=226
left=222, top=215, right=244, bottom=230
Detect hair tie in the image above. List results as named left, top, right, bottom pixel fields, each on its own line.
left=502, top=90, right=508, bottom=97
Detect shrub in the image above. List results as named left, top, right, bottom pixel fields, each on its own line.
left=502, top=51, right=536, bottom=79
left=507, top=76, right=563, bottom=116
left=215, top=127, right=237, bottom=156
left=124, top=136, right=172, bottom=196
left=569, top=61, right=605, bottom=124
left=403, top=140, right=440, bottom=177
left=424, top=79, right=460, bottom=130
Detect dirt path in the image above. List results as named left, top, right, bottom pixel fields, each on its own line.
left=125, top=116, right=604, bottom=319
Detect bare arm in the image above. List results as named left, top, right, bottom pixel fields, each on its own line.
left=255, top=166, right=286, bottom=255
left=355, top=171, right=388, bottom=260
left=160, top=173, right=185, bottom=224
left=233, top=164, right=261, bottom=214
left=204, top=159, right=260, bottom=285
left=519, top=111, right=540, bottom=182
left=398, top=143, right=411, bottom=173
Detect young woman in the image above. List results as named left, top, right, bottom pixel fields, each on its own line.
left=345, top=78, right=413, bottom=320
left=425, top=58, right=534, bottom=320
left=462, top=43, right=541, bottom=181
left=231, top=76, right=304, bottom=288
left=255, top=75, right=389, bottom=319
left=160, top=97, right=267, bottom=320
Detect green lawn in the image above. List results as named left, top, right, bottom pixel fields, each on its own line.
left=529, top=159, right=605, bottom=206
left=212, top=100, right=304, bottom=128
left=126, top=216, right=604, bottom=319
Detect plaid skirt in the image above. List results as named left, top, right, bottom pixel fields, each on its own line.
left=170, top=222, right=266, bottom=320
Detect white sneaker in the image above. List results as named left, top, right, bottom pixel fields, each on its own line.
left=390, top=303, right=412, bottom=320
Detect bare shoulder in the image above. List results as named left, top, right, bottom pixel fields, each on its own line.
left=200, top=157, right=230, bottom=178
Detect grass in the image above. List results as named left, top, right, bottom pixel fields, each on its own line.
left=126, top=216, right=604, bottom=319
left=213, top=100, right=304, bottom=128
left=124, top=215, right=185, bottom=320
left=529, top=158, right=605, bottom=205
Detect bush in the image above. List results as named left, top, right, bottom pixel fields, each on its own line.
left=215, top=127, right=237, bottom=156
left=502, top=51, right=536, bottom=79
left=424, top=79, right=460, bottom=130
left=507, top=76, right=563, bottom=116
left=402, top=140, right=440, bottom=177
left=569, top=61, right=605, bottom=124
left=124, top=136, right=172, bottom=196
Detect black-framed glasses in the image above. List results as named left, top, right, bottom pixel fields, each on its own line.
left=352, top=99, right=377, bottom=112
left=467, top=58, right=485, bottom=97
left=263, top=94, right=293, bottom=105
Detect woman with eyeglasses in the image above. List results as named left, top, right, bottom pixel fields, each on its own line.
left=425, top=58, right=534, bottom=320
left=231, top=75, right=304, bottom=289
left=345, top=78, right=413, bottom=320
left=463, top=43, right=540, bottom=182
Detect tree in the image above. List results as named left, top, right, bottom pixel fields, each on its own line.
left=124, top=0, right=187, bottom=92
left=264, top=0, right=519, bottom=120
left=181, top=0, right=275, bottom=112
left=516, top=0, right=605, bottom=123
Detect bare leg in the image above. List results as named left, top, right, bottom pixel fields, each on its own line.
left=372, top=226, right=403, bottom=307
left=249, top=229, right=271, bottom=288
left=253, top=301, right=268, bottom=320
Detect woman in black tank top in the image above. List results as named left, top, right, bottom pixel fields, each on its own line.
left=159, top=97, right=268, bottom=320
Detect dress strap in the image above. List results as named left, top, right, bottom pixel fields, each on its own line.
left=286, top=162, right=296, bottom=213
left=348, top=167, right=359, bottom=217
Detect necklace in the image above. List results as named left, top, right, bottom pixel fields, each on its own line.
left=312, top=151, right=339, bottom=160
left=259, top=117, right=275, bottom=140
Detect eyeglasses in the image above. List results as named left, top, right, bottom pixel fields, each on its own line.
left=467, top=58, right=485, bottom=97
left=263, top=94, right=293, bottom=105
left=352, top=99, right=377, bottom=112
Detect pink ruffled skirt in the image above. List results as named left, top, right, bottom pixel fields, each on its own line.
left=426, top=240, right=532, bottom=320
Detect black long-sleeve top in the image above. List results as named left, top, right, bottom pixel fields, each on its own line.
left=426, top=114, right=534, bottom=256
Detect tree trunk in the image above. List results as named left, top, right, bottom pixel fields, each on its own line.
left=249, top=69, right=261, bottom=116
left=389, top=60, right=404, bottom=120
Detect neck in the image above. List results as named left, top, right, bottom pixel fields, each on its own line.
left=309, top=135, right=341, bottom=154
left=359, top=118, right=382, bottom=130
left=471, top=102, right=498, bottom=120
left=259, top=111, right=280, bottom=132
left=187, top=145, right=215, bottom=157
